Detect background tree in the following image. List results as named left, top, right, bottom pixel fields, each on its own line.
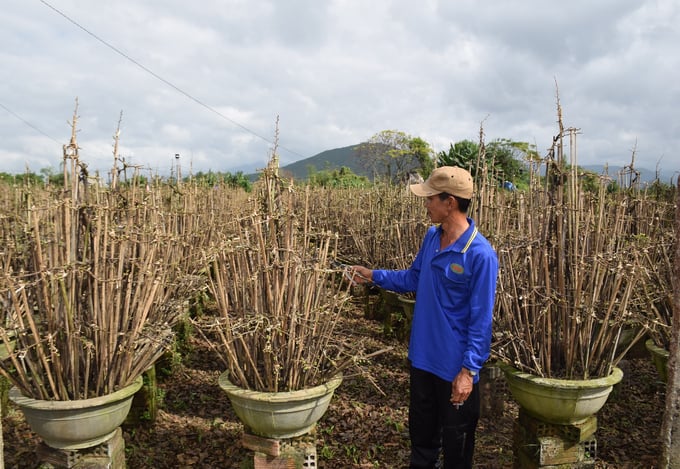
left=192, top=171, right=252, bottom=192
left=437, top=139, right=478, bottom=169
left=438, top=138, right=534, bottom=188
left=307, top=166, right=370, bottom=188
left=0, top=171, right=44, bottom=186
left=485, top=138, right=533, bottom=185
left=118, top=174, right=148, bottom=188
left=355, top=130, right=434, bottom=183
left=408, top=137, right=435, bottom=179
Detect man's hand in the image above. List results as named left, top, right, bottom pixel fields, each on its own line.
left=450, top=368, right=474, bottom=407
left=350, top=265, right=373, bottom=285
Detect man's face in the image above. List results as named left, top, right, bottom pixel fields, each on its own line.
left=424, top=194, right=452, bottom=223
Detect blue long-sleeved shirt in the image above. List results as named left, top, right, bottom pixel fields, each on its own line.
left=372, top=219, right=498, bottom=383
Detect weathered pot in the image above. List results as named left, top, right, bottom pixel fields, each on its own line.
left=497, top=362, right=623, bottom=425
left=397, top=294, right=415, bottom=319
left=218, top=372, right=342, bottom=439
left=395, top=294, right=415, bottom=342
left=378, top=289, right=401, bottom=318
left=9, top=376, right=143, bottom=450
left=645, top=339, right=669, bottom=383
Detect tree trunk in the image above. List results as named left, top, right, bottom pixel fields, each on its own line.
left=1, top=393, right=4, bottom=469
left=660, top=179, right=680, bottom=467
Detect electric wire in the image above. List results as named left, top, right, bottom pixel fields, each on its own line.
left=0, top=101, right=61, bottom=145
left=38, top=0, right=307, bottom=160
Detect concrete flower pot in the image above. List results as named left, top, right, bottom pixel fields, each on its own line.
left=9, top=376, right=143, bottom=450
left=395, top=294, right=415, bottom=343
left=219, top=372, right=342, bottom=439
left=498, top=362, right=623, bottom=425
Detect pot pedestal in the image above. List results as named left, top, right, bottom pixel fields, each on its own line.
left=242, top=430, right=317, bottom=469
left=35, top=427, right=125, bottom=469
left=513, top=409, right=598, bottom=468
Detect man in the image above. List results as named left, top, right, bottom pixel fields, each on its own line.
left=351, top=166, right=498, bottom=469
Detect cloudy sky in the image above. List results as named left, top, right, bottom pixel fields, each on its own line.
left=1, top=0, right=678, bottom=180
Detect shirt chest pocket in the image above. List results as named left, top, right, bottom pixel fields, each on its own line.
left=439, top=262, right=470, bottom=302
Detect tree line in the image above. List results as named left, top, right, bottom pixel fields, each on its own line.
left=0, top=169, right=253, bottom=192
left=3, top=128, right=666, bottom=193
left=305, top=129, right=537, bottom=190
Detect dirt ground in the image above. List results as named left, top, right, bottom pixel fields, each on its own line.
left=2, top=297, right=666, bottom=468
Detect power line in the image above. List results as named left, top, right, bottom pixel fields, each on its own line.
left=0, top=101, right=62, bottom=145
left=38, top=0, right=306, bottom=160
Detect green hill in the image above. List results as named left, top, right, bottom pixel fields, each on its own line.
left=246, top=144, right=363, bottom=182
left=253, top=145, right=678, bottom=186
left=279, top=145, right=363, bottom=180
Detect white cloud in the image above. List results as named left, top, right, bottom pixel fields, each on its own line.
left=0, top=0, right=677, bottom=180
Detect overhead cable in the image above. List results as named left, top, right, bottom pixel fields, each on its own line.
left=38, top=0, right=306, bottom=159
left=0, top=101, right=61, bottom=145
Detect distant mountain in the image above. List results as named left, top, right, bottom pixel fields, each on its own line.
left=247, top=145, right=678, bottom=185
left=244, top=145, right=365, bottom=182
left=280, top=145, right=363, bottom=180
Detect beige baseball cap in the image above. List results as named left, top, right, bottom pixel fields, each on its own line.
left=410, top=166, right=474, bottom=199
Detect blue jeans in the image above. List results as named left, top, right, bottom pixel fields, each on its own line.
left=409, top=366, right=480, bottom=469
